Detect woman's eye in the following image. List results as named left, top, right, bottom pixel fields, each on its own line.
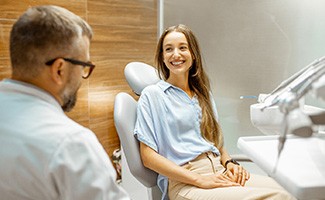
left=180, top=46, right=188, bottom=50
left=165, top=47, right=172, bottom=52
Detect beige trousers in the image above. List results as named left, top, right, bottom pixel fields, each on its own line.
left=168, top=152, right=296, bottom=200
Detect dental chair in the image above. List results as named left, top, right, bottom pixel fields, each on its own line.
left=114, top=62, right=253, bottom=200
left=114, top=62, right=161, bottom=200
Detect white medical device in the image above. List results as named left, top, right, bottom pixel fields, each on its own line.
left=249, top=56, right=325, bottom=158
left=238, top=57, right=325, bottom=200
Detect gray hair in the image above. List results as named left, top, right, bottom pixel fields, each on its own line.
left=10, top=5, right=93, bottom=78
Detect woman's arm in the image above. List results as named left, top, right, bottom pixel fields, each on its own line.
left=140, top=142, right=239, bottom=189
left=219, top=146, right=233, bottom=166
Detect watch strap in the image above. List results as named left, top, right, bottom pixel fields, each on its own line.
left=224, top=159, right=240, bottom=168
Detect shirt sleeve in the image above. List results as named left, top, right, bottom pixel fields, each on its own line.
left=47, top=129, right=130, bottom=200
left=134, top=92, right=159, bottom=152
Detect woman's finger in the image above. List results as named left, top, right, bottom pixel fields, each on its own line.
left=225, top=169, right=235, bottom=181
left=216, top=175, right=240, bottom=187
left=240, top=171, right=247, bottom=186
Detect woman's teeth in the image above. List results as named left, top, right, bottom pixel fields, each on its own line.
left=172, top=61, right=183, bottom=66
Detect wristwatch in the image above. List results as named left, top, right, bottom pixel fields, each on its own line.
left=224, top=159, right=240, bottom=168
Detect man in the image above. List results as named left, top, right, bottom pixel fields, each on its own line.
left=0, top=5, right=130, bottom=200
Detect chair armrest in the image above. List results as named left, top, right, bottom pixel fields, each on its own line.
left=230, top=154, right=252, bottom=162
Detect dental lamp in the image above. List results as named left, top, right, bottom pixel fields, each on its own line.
left=261, top=56, right=325, bottom=108
left=313, top=74, right=325, bottom=101
left=251, top=56, right=325, bottom=160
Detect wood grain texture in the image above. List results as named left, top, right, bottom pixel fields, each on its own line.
left=0, top=0, right=157, bottom=170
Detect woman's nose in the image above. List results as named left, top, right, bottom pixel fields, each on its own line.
left=172, top=48, right=181, bottom=57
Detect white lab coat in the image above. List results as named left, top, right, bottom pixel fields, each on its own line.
left=0, top=79, right=130, bottom=200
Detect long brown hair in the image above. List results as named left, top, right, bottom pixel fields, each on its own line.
left=155, top=24, right=224, bottom=148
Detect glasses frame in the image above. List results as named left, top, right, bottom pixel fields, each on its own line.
left=45, top=57, right=95, bottom=79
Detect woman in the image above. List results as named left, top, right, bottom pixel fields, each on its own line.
left=134, top=24, right=295, bottom=200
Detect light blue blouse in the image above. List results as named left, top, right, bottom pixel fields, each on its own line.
left=134, top=80, right=220, bottom=200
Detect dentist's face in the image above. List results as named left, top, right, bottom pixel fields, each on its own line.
left=162, top=31, right=193, bottom=78
left=61, top=36, right=90, bottom=112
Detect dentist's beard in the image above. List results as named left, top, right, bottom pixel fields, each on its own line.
left=61, top=91, right=78, bottom=112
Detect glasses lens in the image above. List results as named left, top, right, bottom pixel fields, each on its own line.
left=82, top=66, right=91, bottom=78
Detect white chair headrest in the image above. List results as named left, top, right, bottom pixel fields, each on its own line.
left=124, top=62, right=160, bottom=95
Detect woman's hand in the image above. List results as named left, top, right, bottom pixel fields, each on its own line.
left=224, top=163, right=250, bottom=186
left=193, top=173, right=240, bottom=189
left=219, top=147, right=250, bottom=186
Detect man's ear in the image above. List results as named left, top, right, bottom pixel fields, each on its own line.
left=49, top=58, right=66, bottom=85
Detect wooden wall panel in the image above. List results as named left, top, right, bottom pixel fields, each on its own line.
left=87, top=0, right=157, bottom=157
left=0, top=20, right=11, bottom=79
left=0, top=0, right=157, bottom=168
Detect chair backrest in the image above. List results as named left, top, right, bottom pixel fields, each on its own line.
left=114, top=92, right=157, bottom=187
left=125, top=62, right=160, bottom=95
left=114, top=62, right=160, bottom=188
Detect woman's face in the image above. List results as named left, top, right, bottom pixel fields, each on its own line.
left=162, top=31, right=193, bottom=79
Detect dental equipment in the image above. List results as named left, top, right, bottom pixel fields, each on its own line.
left=251, top=56, right=325, bottom=168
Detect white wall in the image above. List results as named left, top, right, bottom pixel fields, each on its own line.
left=161, top=0, right=325, bottom=154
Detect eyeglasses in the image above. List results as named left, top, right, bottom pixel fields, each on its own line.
left=45, top=58, right=95, bottom=79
